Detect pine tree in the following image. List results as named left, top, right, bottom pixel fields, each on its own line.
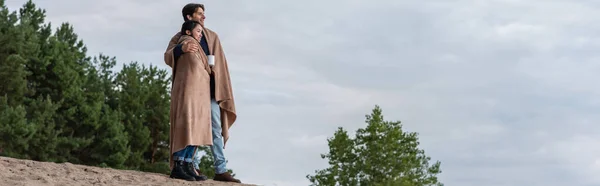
left=25, top=95, right=61, bottom=162
left=13, top=1, right=64, bottom=163
left=0, top=96, right=35, bottom=158
left=141, top=65, right=171, bottom=165
left=0, top=1, right=32, bottom=106
left=115, top=62, right=152, bottom=169
left=307, top=105, right=443, bottom=186
left=0, top=0, right=56, bottom=162
left=79, top=53, right=130, bottom=168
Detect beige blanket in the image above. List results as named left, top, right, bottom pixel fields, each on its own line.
left=166, top=35, right=213, bottom=169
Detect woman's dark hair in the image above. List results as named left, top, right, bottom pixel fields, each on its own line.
left=181, top=20, right=202, bottom=36
left=182, top=3, right=205, bottom=21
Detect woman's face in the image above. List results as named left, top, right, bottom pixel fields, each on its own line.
left=186, top=24, right=203, bottom=41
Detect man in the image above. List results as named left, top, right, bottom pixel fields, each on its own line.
left=164, top=3, right=239, bottom=183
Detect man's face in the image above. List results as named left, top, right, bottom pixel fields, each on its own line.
left=187, top=7, right=205, bottom=26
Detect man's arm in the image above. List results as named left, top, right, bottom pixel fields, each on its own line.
left=172, top=41, right=199, bottom=62
left=164, top=32, right=199, bottom=67
left=173, top=44, right=184, bottom=63
left=164, top=35, right=179, bottom=68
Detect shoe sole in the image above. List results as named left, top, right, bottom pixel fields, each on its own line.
left=170, top=175, right=196, bottom=181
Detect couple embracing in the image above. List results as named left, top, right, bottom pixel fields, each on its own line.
left=163, top=3, right=239, bottom=183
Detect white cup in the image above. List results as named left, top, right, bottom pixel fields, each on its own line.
left=207, top=55, right=215, bottom=66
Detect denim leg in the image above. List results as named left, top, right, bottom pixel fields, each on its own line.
left=173, top=148, right=186, bottom=161
left=184, top=146, right=196, bottom=162
left=210, top=98, right=227, bottom=174
left=174, top=145, right=196, bottom=162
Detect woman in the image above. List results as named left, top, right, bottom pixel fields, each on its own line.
left=169, top=20, right=212, bottom=181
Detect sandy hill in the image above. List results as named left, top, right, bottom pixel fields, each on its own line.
left=0, top=156, right=257, bottom=186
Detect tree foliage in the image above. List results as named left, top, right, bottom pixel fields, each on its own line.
left=0, top=0, right=231, bottom=176
left=307, top=105, right=443, bottom=186
left=195, top=146, right=235, bottom=178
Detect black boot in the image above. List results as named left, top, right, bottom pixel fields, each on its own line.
left=183, top=162, right=207, bottom=181
left=169, top=160, right=195, bottom=181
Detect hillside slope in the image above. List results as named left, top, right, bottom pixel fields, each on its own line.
left=0, top=156, right=256, bottom=186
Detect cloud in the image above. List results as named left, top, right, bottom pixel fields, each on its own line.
left=544, top=135, right=600, bottom=185
left=289, top=135, right=328, bottom=148
left=6, top=0, right=600, bottom=185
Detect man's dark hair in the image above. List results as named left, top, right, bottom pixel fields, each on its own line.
left=182, top=3, right=205, bottom=21
left=181, top=20, right=202, bottom=36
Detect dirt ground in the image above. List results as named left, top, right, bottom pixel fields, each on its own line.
left=0, top=156, right=257, bottom=186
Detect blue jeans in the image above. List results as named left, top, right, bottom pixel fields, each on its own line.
left=192, top=98, right=227, bottom=174
left=173, top=145, right=196, bottom=162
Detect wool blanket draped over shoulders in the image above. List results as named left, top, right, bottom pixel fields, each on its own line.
left=164, top=28, right=237, bottom=169
left=168, top=34, right=212, bottom=166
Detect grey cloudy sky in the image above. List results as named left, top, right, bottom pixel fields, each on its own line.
left=6, top=0, right=600, bottom=185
